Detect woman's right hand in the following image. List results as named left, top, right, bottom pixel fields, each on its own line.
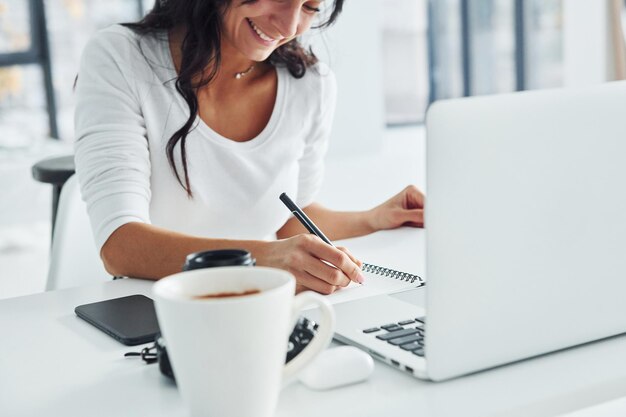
left=255, top=234, right=365, bottom=294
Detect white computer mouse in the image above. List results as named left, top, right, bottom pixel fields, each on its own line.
left=298, top=346, right=374, bottom=390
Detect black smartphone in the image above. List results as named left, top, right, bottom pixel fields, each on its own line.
left=75, top=295, right=160, bottom=346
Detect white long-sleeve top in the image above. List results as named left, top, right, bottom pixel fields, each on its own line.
left=74, top=25, right=336, bottom=252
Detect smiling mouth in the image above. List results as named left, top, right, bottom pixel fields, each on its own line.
left=246, top=18, right=279, bottom=43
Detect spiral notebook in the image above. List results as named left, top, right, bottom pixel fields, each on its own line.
left=326, top=262, right=425, bottom=305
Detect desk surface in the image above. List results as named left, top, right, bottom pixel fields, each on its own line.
left=4, top=129, right=626, bottom=416
left=3, top=228, right=626, bottom=417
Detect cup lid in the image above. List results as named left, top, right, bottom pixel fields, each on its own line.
left=183, top=249, right=255, bottom=271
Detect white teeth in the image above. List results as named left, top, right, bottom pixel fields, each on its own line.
left=248, top=18, right=276, bottom=42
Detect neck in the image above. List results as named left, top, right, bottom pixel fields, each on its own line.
left=168, top=27, right=261, bottom=86
left=217, top=38, right=257, bottom=82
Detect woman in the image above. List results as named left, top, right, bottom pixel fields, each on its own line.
left=74, top=0, right=424, bottom=294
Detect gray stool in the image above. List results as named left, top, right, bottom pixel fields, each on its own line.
left=31, top=155, right=75, bottom=238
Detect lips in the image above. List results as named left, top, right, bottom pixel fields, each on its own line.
left=246, top=18, right=279, bottom=43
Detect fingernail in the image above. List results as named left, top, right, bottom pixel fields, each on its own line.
left=356, top=272, right=365, bottom=284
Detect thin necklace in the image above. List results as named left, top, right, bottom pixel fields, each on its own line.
left=234, top=64, right=255, bottom=79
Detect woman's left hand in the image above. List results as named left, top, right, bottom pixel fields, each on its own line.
left=368, top=185, right=425, bottom=231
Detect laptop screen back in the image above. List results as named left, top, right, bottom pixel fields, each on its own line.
left=424, top=82, right=626, bottom=381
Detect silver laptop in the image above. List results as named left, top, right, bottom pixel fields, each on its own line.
left=332, top=81, right=626, bottom=381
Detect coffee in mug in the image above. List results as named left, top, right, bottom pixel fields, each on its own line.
left=193, top=289, right=261, bottom=299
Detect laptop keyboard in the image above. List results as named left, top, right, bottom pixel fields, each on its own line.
left=363, top=317, right=426, bottom=357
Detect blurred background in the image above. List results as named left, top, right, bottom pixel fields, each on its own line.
left=1, top=0, right=625, bottom=298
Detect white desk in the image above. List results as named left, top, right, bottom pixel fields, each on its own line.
left=3, top=228, right=626, bottom=417
left=4, top=127, right=626, bottom=416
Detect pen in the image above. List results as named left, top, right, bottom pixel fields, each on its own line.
left=280, top=192, right=365, bottom=285
left=279, top=193, right=334, bottom=246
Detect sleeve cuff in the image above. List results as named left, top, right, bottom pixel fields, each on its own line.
left=85, top=191, right=151, bottom=252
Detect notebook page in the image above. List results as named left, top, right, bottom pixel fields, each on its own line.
left=325, top=269, right=420, bottom=305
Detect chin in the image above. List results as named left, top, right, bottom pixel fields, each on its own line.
left=245, top=48, right=275, bottom=62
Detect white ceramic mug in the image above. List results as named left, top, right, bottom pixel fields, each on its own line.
left=153, top=266, right=335, bottom=417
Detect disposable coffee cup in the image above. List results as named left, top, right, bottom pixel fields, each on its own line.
left=182, top=249, right=255, bottom=271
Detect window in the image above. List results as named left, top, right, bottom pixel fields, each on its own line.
left=525, top=0, right=563, bottom=89
left=382, top=0, right=430, bottom=125
left=0, top=0, right=56, bottom=144
left=0, top=0, right=31, bottom=52
left=382, top=0, right=565, bottom=125
left=0, top=0, right=146, bottom=145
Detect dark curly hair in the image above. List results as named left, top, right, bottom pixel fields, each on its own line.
left=123, top=0, right=344, bottom=197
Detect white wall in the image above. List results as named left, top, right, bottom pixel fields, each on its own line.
left=563, top=0, right=614, bottom=86
left=307, top=0, right=386, bottom=159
